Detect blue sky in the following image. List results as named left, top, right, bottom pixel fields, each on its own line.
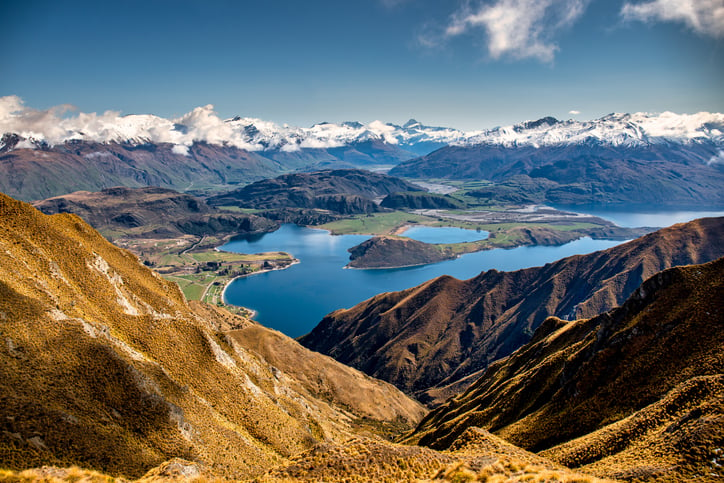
left=1, top=0, right=722, bottom=130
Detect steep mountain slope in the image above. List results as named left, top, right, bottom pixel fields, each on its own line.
left=206, top=169, right=419, bottom=214
left=32, top=186, right=277, bottom=238
left=405, top=258, right=724, bottom=481
left=0, top=192, right=424, bottom=479
left=300, top=217, right=724, bottom=405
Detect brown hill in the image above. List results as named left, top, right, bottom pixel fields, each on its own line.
left=347, top=235, right=456, bottom=269
left=2, top=429, right=614, bottom=482
left=0, top=192, right=424, bottom=479
left=300, top=217, right=724, bottom=405
left=404, top=258, right=724, bottom=481
left=32, top=186, right=277, bottom=239
left=206, top=168, right=419, bottom=214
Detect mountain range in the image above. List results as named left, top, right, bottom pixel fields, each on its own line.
left=300, top=217, right=724, bottom=406
left=2, top=97, right=723, bottom=205
left=2, top=189, right=723, bottom=481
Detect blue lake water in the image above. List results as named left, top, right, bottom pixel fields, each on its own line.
left=222, top=224, right=624, bottom=337
left=402, top=225, right=489, bottom=243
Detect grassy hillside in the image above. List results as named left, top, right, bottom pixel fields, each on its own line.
left=405, top=258, right=724, bottom=481
left=0, top=192, right=424, bottom=479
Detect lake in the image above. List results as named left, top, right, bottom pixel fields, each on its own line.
left=402, top=225, right=489, bottom=243
left=222, top=224, right=623, bottom=337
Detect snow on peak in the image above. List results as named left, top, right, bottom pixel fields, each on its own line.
left=1, top=96, right=722, bottom=154
left=458, top=112, right=724, bottom=148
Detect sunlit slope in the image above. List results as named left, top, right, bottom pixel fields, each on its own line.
left=406, top=258, right=724, bottom=481
left=0, top=192, right=423, bottom=479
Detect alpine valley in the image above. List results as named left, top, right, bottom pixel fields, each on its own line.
left=2, top=98, right=724, bottom=482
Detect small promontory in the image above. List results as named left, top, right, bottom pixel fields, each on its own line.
left=347, top=236, right=455, bottom=269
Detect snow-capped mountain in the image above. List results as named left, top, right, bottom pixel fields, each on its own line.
left=2, top=95, right=722, bottom=156
left=3, top=95, right=723, bottom=205
left=455, top=112, right=724, bottom=148
left=0, top=96, right=468, bottom=155
left=389, top=113, right=724, bottom=206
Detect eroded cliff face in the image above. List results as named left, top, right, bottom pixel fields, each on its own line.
left=300, top=217, right=724, bottom=405
left=0, top=192, right=424, bottom=480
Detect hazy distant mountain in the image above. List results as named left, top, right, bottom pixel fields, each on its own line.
left=0, top=139, right=285, bottom=201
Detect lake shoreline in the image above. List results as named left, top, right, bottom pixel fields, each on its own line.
left=220, top=258, right=300, bottom=314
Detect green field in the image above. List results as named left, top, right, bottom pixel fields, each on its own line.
left=159, top=249, right=295, bottom=307
left=318, top=211, right=498, bottom=235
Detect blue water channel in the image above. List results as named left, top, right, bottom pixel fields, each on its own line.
left=222, top=224, right=622, bottom=337
left=222, top=208, right=724, bottom=338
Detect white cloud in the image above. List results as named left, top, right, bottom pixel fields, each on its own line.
left=443, top=0, right=590, bottom=62
left=621, top=0, right=724, bottom=37
left=0, top=96, right=259, bottom=151
left=708, top=150, right=724, bottom=165
left=171, top=144, right=190, bottom=156
left=569, top=110, right=581, bottom=115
